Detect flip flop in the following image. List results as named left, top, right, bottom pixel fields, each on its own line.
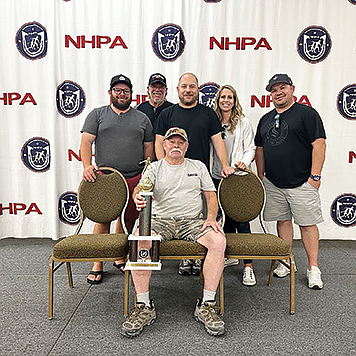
left=113, top=262, right=126, bottom=274
left=87, top=270, right=104, bottom=284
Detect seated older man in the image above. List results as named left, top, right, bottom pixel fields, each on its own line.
left=121, top=127, right=231, bottom=338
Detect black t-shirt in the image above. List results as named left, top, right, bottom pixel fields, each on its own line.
left=154, top=103, right=222, bottom=168
left=255, top=102, right=326, bottom=188
left=136, top=100, right=173, bottom=128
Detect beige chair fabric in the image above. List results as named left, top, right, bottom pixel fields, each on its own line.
left=48, top=167, right=129, bottom=319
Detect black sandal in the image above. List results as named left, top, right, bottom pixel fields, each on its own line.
left=113, top=262, right=125, bottom=274
left=87, top=270, right=104, bottom=284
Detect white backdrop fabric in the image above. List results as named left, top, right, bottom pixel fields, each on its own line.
left=1, top=0, right=356, bottom=240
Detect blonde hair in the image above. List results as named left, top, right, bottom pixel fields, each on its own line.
left=214, top=84, right=244, bottom=133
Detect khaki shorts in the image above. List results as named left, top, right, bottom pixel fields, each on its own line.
left=263, top=177, right=324, bottom=226
left=151, top=216, right=212, bottom=242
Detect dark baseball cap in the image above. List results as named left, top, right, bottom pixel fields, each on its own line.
left=266, top=74, right=293, bottom=91
left=110, top=74, right=132, bottom=90
left=148, top=73, right=167, bottom=87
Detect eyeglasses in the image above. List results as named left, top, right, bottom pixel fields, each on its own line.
left=112, top=88, right=131, bottom=95
left=274, top=114, right=280, bottom=128
left=221, top=125, right=228, bottom=140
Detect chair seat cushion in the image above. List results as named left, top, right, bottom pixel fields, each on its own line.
left=225, top=233, right=290, bottom=256
left=53, top=233, right=128, bottom=259
left=160, top=240, right=206, bottom=256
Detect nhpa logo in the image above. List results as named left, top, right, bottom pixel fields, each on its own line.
left=297, top=25, right=332, bottom=64
left=58, top=191, right=80, bottom=225
left=204, top=0, right=222, bottom=2
left=199, top=82, right=220, bottom=108
left=21, top=137, right=50, bottom=172
left=330, top=193, right=356, bottom=228
left=337, top=84, right=356, bottom=120
left=347, top=0, right=356, bottom=4
left=15, top=22, right=48, bottom=60
left=152, top=23, right=186, bottom=62
left=56, top=80, right=86, bottom=118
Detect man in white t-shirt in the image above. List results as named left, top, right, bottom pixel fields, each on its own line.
left=121, top=127, right=228, bottom=338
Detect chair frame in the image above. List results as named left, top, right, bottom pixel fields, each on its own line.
left=48, top=167, right=129, bottom=319
left=218, top=169, right=295, bottom=315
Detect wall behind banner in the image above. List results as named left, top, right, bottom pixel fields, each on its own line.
left=1, top=0, right=355, bottom=240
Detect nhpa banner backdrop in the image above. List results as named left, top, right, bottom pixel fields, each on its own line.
left=0, top=0, right=355, bottom=240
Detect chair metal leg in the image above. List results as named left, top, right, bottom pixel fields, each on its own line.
left=48, top=258, right=54, bottom=319
left=290, top=255, right=295, bottom=315
left=124, top=269, right=129, bottom=316
left=268, top=260, right=276, bottom=286
left=66, top=262, right=73, bottom=288
left=219, top=273, right=224, bottom=316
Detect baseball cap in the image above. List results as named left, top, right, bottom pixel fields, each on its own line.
left=266, top=74, right=293, bottom=91
left=163, top=127, right=188, bottom=141
left=110, top=74, right=132, bottom=90
left=148, top=73, right=167, bottom=87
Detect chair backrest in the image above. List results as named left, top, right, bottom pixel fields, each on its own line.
left=218, top=170, right=264, bottom=223
left=78, top=167, right=129, bottom=224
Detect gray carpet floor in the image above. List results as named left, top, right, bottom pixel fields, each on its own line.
left=0, top=238, right=355, bottom=356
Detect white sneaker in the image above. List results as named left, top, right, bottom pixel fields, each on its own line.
left=307, top=266, right=323, bottom=289
left=243, top=267, right=256, bottom=286
left=224, top=258, right=239, bottom=267
left=273, top=260, right=297, bottom=278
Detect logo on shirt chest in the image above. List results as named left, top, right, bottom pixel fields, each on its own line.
left=265, top=120, right=288, bottom=146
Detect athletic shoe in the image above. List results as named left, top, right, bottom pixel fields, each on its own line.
left=242, top=266, right=256, bottom=286
left=192, top=259, right=202, bottom=276
left=273, top=260, right=297, bottom=278
left=194, top=299, right=225, bottom=336
left=178, top=259, right=192, bottom=275
left=307, top=266, right=323, bottom=289
left=224, top=258, right=239, bottom=267
left=121, top=301, right=156, bottom=338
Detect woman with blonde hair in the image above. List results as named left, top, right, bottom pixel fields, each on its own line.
left=211, top=84, right=256, bottom=286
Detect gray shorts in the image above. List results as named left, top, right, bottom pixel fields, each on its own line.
left=151, top=216, right=212, bottom=242
left=263, top=177, right=324, bottom=226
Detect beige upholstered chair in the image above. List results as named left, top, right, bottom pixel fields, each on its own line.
left=48, top=167, right=129, bottom=319
left=218, top=169, right=295, bottom=315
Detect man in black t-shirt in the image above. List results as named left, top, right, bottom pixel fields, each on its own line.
left=136, top=73, right=173, bottom=129
left=154, top=72, right=234, bottom=275
left=255, top=74, right=326, bottom=289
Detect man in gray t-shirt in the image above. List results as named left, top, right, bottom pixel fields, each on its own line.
left=121, top=127, right=228, bottom=338
left=80, top=74, right=154, bottom=284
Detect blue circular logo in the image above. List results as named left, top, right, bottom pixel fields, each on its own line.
left=199, top=82, right=220, bottom=108
left=16, top=22, right=48, bottom=60
left=204, top=0, right=222, bottom=2
left=296, top=25, right=332, bottom=64
left=58, top=191, right=80, bottom=225
left=337, top=84, right=356, bottom=120
left=56, top=80, right=86, bottom=118
left=330, top=193, right=356, bottom=228
left=348, top=0, right=356, bottom=4
left=21, top=137, right=50, bottom=172
left=152, top=23, right=186, bottom=62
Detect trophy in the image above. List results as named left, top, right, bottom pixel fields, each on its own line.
left=125, top=157, right=162, bottom=270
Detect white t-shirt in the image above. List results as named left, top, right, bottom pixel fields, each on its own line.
left=147, top=158, right=215, bottom=218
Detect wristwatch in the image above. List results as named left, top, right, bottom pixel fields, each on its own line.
left=310, top=174, right=321, bottom=181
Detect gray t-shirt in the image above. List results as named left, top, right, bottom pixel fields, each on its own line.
left=147, top=158, right=215, bottom=218
left=81, top=105, right=153, bottom=178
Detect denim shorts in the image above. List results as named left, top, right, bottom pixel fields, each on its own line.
left=263, top=177, right=324, bottom=226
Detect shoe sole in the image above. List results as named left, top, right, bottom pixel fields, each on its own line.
left=193, top=314, right=225, bottom=336
left=178, top=270, right=191, bottom=276
left=242, top=280, right=256, bottom=286
left=191, top=269, right=200, bottom=276
left=121, top=317, right=156, bottom=338
left=273, top=272, right=290, bottom=278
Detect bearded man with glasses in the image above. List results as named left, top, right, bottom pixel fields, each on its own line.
left=80, top=74, right=154, bottom=284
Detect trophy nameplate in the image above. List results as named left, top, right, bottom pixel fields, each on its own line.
left=125, top=157, right=162, bottom=270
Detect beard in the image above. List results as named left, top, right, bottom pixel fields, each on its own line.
left=178, top=92, right=198, bottom=106
left=111, top=94, right=132, bottom=110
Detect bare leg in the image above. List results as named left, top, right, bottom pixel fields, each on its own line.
left=299, top=225, right=320, bottom=269
left=277, top=220, right=294, bottom=253
left=197, top=231, right=226, bottom=292
left=87, top=222, right=111, bottom=282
